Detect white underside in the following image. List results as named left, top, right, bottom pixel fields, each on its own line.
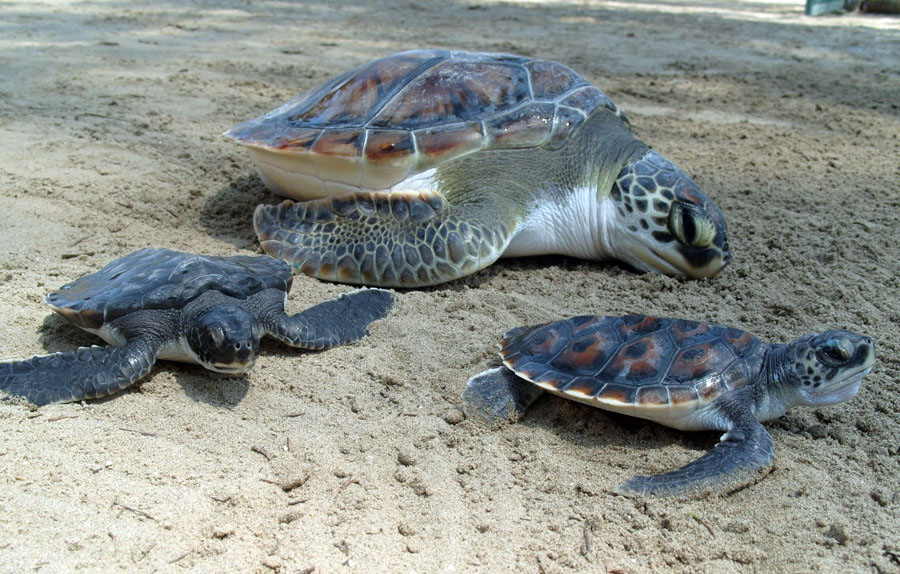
left=95, top=324, right=202, bottom=364
left=249, top=147, right=439, bottom=201
left=254, top=152, right=615, bottom=262
left=502, top=184, right=611, bottom=260
left=534, top=380, right=732, bottom=432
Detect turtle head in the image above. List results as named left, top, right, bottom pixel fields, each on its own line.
left=187, top=304, right=262, bottom=373
left=605, top=150, right=730, bottom=279
left=781, top=330, right=876, bottom=407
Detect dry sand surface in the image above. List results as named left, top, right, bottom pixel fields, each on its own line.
left=1, top=0, right=899, bottom=572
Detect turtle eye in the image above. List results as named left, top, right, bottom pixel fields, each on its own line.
left=816, top=342, right=850, bottom=366
left=668, top=202, right=715, bottom=248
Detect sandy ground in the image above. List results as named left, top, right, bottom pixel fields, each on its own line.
left=1, top=0, right=899, bottom=572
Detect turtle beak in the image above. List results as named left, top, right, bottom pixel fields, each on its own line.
left=208, top=359, right=256, bottom=374
left=627, top=244, right=686, bottom=277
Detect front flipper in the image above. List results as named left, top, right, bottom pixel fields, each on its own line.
left=0, top=339, right=159, bottom=406
left=267, top=288, right=393, bottom=351
left=622, top=409, right=775, bottom=496
left=254, top=190, right=512, bottom=287
left=461, top=366, right=546, bottom=428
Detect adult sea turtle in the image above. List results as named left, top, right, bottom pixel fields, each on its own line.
left=226, top=50, right=730, bottom=287
left=462, top=314, right=875, bottom=495
left=0, top=248, right=393, bottom=406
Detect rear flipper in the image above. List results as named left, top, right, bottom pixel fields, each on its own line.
left=254, top=190, right=510, bottom=287
left=461, top=366, right=546, bottom=428
left=622, top=414, right=775, bottom=496
left=0, top=341, right=158, bottom=406
left=268, top=288, right=394, bottom=351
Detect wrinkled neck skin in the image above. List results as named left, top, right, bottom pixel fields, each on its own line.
left=440, top=110, right=646, bottom=260
left=753, top=344, right=796, bottom=422
left=573, top=113, right=649, bottom=260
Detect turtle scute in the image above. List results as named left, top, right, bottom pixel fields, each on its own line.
left=225, top=49, right=627, bottom=196
left=45, top=248, right=293, bottom=329
left=499, top=315, right=764, bottom=406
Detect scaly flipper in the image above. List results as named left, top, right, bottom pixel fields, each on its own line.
left=266, top=289, right=393, bottom=351
left=622, top=400, right=775, bottom=496
left=461, top=366, right=546, bottom=427
left=254, top=190, right=512, bottom=287
left=0, top=339, right=160, bottom=406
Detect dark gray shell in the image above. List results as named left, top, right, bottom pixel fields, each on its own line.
left=46, top=248, right=293, bottom=330
left=501, top=314, right=767, bottom=413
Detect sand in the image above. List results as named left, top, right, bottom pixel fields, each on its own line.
left=1, top=0, right=899, bottom=572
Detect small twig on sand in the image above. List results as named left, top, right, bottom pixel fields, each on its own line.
left=113, top=499, right=157, bottom=522
left=251, top=445, right=272, bottom=461
left=119, top=427, right=157, bottom=437
left=168, top=552, right=190, bottom=564
left=47, top=415, right=78, bottom=422
left=580, top=521, right=592, bottom=556
left=689, top=512, right=716, bottom=537
left=338, top=476, right=358, bottom=492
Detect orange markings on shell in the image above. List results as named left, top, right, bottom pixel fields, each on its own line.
left=600, top=331, right=671, bottom=384
left=373, top=61, right=528, bottom=129
left=567, top=315, right=616, bottom=336
left=525, top=60, right=586, bottom=99
left=724, top=328, right=757, bottom=353
left=635, top=385, right=669, bottom=407
left=362, top=130, right=417, bottom=189
left=364, top=130, right=415, bottom=161
left=311, top=130, right=364, bottom=157
left=498, top=315, right=768, bottom=412
left=596, top=384, right=635, bottom=405
left=668, top=340, right=734, bottom=382
left=670, top=319, right=715, bottom=342
left=524, top=327, right=562, bottom=357
left=563, top=377, right=603, bottom=397
left=271, top=127, right=320, bottom=151
left=720, top=360, right=752, bottom=391
left=667, top=385, right=700, bottom=406
left=413, top=122, right=484, bottom=168
left=694, top=377, right=725, bottom=401
left=553, top=332, right=619, bottom=372
left=293, top=52, right=438, bottom=128
left=485, top=102, right=555, bottom=149
left=617, top=315, right=666, bottom=342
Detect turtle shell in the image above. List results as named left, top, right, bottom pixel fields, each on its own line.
left=46, top=248, right=293, bottom=330
left=500, top=314, right=767, bottom=420
left=225, top=49, right=626, bottom=197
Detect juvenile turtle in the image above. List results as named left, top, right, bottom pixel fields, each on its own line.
left=462, top=314, right=875, bottom=495
left=225, top=49, right=730, bottom=287
left=0, top=248, right=393, bottom=406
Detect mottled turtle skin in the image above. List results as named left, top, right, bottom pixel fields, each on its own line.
left=0, top=248, right=393, bottom=406
left=462, top=314, right=876, bottom=495
left=226, top=50, right=730, bottom=287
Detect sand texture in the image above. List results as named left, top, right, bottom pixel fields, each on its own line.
left=1, top=1, right=899, bottom=572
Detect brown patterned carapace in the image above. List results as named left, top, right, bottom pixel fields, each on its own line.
left=225, top=50, right=626, bottom=192
left=499, top=314, right=764, bottom=411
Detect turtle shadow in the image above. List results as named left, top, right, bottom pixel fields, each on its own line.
left=174, top=368, right=250, bottom=408
left=419, top=254, right=636, bottom=294
left=34, top=314, right=250, bottom=408
left=199, top=174, right=282, bottom=250
left=515, top=391, right=714, bottom=469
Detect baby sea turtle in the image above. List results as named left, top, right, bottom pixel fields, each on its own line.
left=226, top=49, right=730, bottom=287
left=0, top=248, right=393, bottom=406
left=461, top=314, right=875, bottom=495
